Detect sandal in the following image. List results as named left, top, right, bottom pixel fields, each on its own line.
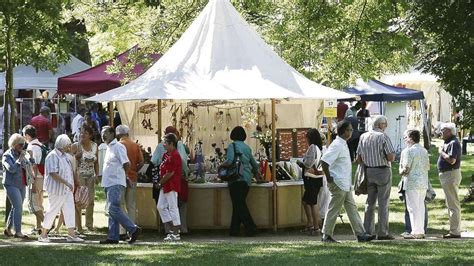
left=300, top=226, right=314, bottom=233
left=310, top=228, right=321, bottom=236
left=14, top=234, right=29, bottom=239
left=3, top=229, right=13, bottom=237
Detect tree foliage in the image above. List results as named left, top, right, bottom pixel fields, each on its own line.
left=0, top=0, right=73, bottom=147
left=407, top=0, right=474, bottom=129
left=71, top=0, right=414, bottom=89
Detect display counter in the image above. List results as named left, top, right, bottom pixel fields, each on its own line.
left=136, top=180, right=306, bottom=230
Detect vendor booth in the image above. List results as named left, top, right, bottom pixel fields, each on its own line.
left=0, top=55, right=90, bottom=130
left=57, top=46, right=161, bottom=96
left=345, top=79, right=425, bottom=153
left=87, top=0, right=353, bottom=230
left=382, top=69, right=453, bottom=124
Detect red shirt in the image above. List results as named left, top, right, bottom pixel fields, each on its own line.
left=160, top=149, right=182, bottom=193
left=31, top=115, right=52, bottom=144
left=337, top=102, right=348, bottom=122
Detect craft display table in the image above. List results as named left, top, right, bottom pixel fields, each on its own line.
left=135, top=181, right=306, bottom=230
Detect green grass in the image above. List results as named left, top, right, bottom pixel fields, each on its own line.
left=0, top=241, right=473, bottom=264
left=0, top=137, right=473, bottom=264
left=390, top=139, right=474, bottom=188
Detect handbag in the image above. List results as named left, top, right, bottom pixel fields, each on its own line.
left=218, top=143, right=242, bottom=182
left=354, top=163, right=368, bottom=195
left=74, top=186, right=89, bottom=209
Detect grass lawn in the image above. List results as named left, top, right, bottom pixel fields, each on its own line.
left=0, top=241, right=473, bottom=265
left=0, top=137, right=473, bottom=264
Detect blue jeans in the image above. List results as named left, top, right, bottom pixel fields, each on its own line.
left=105, top=185, right=137, bottom=241
left=5, top=185, right=26, bottom=233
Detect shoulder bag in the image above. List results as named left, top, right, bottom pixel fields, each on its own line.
left=218, top=143, right=242, bottom=182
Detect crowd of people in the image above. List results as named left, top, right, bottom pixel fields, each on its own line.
left=296, top=116, right=463, bottom=243
left=0, top=101, right=464, bottom=244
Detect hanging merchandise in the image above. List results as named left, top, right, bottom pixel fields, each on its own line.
left=194, top=141, right=205, bottom=180
left=215, top=110, right=224, bottom=126
left=241, top=105, right=257, bottom=129
left=184, top=106, right=196, bottom=145
left=138, top=103, right=157, bottom=131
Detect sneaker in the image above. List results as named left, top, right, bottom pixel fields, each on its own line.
left=357, top=233, right=375, bottom=242
left=442, top=233, right=461, bottom=239
left=321, top=234, right=339, bottom=243
left=164, top=233, right=181, bottom=241
left=38, top=235, right=50, bottom=243
left=400, top=232, right=410, bottom=238
left=99, top=239, right=119, bottom=244
left=128, top=226, right=141, bottom=244
left=119, top=234, right=130, bottom=241
left=67, top=236, right=85, bottom=243
left=404, top=234, right=425, bottom=239
left=377, top=235, right=395, bottom=240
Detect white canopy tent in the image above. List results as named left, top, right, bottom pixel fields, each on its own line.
left=87, top=0, right=352, bottom=102
left=85, top=0, right=356, bottom=232
left=0, top=55, right=90, bottom=91
left=86, top=0, right=353, bottom=158
left=382, top=70, right=452, bottom=124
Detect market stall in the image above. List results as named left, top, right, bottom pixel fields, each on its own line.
left=0, top=55, right=90, bottom=131
left=57, top=46, right=161, bottom=127
left=382, top=69, right=453, bottom=124
left=345, top=79, right=426, bottom=153
left=87, top=0, right=353, bottom=230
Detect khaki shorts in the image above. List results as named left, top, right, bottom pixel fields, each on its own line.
left=30, top=177, right=44, bottom=212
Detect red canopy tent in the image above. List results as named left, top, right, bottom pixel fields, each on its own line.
left=58, top=47, right=161, bottom=95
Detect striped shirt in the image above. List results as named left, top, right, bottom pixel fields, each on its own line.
left=357, top=129, right=395, bottom=167
left=44, top=149, right=74, bottom=195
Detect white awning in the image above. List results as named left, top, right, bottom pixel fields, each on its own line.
left=87, top=0, right=352, bottom=102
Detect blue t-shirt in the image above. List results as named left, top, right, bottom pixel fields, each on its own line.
left=437, top=136, right=461, bottom=172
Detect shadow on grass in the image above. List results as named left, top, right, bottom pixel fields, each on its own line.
left=0, top=240, right=473, bottom=264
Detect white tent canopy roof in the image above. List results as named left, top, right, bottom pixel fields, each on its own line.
left=87, top=0, right=352, bottom=102
left=382, top=68, right=438, bottom=83
left=0, top=55, right=90, bottom=91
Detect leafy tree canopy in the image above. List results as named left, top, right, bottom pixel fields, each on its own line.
left=71, top=0, right=414, bottom=89
left=407, top=0, right=473, bottom=129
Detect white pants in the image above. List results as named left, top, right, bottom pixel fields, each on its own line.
left=406, top=189, right=426, bottom=235
left=157, top=190, right=181, bottom=226
left=43, top=192, right=76, bottom=229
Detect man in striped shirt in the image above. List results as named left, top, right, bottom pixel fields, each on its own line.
left=356, top=115, right=395, bottom=240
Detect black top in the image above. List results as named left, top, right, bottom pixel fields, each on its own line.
left=437, top=136, right=461, bottom=172
left=357, top=109, right=370, bottom=132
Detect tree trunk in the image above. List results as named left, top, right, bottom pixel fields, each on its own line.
left=3, top=13, right=14, bottom=149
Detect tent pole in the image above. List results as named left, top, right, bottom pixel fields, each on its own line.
left=157, top=99, right=162, bottom=142
left=108, top=102, right=114, bottom=127
left=57, top=94, right=60, bottom=131
left=271, top=98, right=277, bottom=232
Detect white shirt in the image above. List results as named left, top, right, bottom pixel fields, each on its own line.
left=26, top=139, right=43, bottom=166
left=98, top=143, right=108, bottom=176
left=102, top=139, right=129, bottom=188
left=44, top=149, right=74, bottom=195
left=400, top=143, right=429, bottom=191
left=321, top=136, right=352, bottom=191
left=71, top=114, right=84, bottom=141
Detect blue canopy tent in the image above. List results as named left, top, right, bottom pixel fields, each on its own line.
left=343, top=79, right=428, bottom=154
left=344, top=79, right=425, bottom=102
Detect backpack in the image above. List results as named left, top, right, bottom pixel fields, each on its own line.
left=31, top=143, right=49, bottom=165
